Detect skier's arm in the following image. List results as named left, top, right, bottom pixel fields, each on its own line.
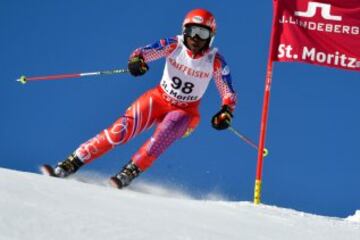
left=128, top=37, right=178, bottom=76
left=129, top=37, right=178, bottom=63
left=211, top=53, right=237, bottom=130
left=213, top=53, right=237, bottom=111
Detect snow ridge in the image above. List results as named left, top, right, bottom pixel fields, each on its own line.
left=0, top=167, right=359, bottom=240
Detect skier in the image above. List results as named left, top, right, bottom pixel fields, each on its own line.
left=41, top=8, right=237, bottom=189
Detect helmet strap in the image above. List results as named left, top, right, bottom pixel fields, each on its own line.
left=209, top=36, right=215, bottom=48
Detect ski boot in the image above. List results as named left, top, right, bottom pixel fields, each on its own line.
left=41, top=153, right=84, bottom=178
left=109, top=161, right=141, bottom=189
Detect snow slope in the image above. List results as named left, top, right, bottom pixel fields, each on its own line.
left=0, top=167, right=359, bottom=240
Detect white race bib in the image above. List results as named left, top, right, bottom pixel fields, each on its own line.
left=160, top=35, right=217, bottom=102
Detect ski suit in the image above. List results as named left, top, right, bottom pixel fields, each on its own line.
left=74, top=35, right=237, bottom=171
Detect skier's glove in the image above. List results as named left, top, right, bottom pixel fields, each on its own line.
left=211, top=105, right=233, bottom=130
left=128, top=56, right=149, bottom=77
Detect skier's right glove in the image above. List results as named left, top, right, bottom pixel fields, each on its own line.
left=211, top=105, right=233, bottom=130
left=128, top=56, right=149, bottom=77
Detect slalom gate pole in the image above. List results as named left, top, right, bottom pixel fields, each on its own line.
left=254, top=63, right=273, bottom=205
left=227, top=126, right=268, bottom=157
left=253, top=1, right=278, bottom=205
left=17, top=68, right=129, bottom=84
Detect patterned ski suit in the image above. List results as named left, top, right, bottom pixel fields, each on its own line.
left=74, top=35, right=237, bottom=171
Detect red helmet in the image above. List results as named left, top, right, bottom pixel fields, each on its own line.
left=182, top=9, right=216, bottom=34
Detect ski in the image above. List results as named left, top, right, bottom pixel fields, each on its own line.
left=109, top=176, right=124, bottom=189
left=40, top=164, right=58, bottom=177
left=40, top=164, right=122, bottom=189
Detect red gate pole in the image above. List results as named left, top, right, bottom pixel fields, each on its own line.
left=253, top=0, right=279, bottom=204
left=253, top=62, right=274, bottom=205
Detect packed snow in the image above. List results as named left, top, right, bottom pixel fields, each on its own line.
left=0, top=167, right=359, bottom=240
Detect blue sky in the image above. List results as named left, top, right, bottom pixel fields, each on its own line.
left=1, top=0, right=359, bottom=217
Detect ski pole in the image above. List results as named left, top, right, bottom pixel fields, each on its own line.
left=227, top=125, right=269, bottom=157
left=17, top=68, right=129, bottom=84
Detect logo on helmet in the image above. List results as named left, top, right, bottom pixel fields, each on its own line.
left=192, top=16, right=204, bottom=24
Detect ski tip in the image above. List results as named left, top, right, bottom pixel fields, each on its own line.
left=109, top=176, right=123, bottom=189
left=40, top=164, right=57, bottom=177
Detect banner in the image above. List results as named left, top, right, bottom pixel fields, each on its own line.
left=271, top=0, right=360, bottom=71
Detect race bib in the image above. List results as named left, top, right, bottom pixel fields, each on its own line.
left=160, top=36, right=217, bottom=102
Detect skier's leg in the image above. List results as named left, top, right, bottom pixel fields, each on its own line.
left=110, top=109, right=199, bottom=188
left=75, top=90, right=158, bottom=164
left=51, top=89, right=160, bottom=177
left=133, top=109, right=193, bottom=170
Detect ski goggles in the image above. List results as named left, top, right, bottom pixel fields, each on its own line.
left=183, top=25, right=212, bottom=40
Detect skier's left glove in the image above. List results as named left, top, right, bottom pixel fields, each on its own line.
left=128, top=56, right=149, bottom=77
left=211, top=105, right=233, bottom=130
